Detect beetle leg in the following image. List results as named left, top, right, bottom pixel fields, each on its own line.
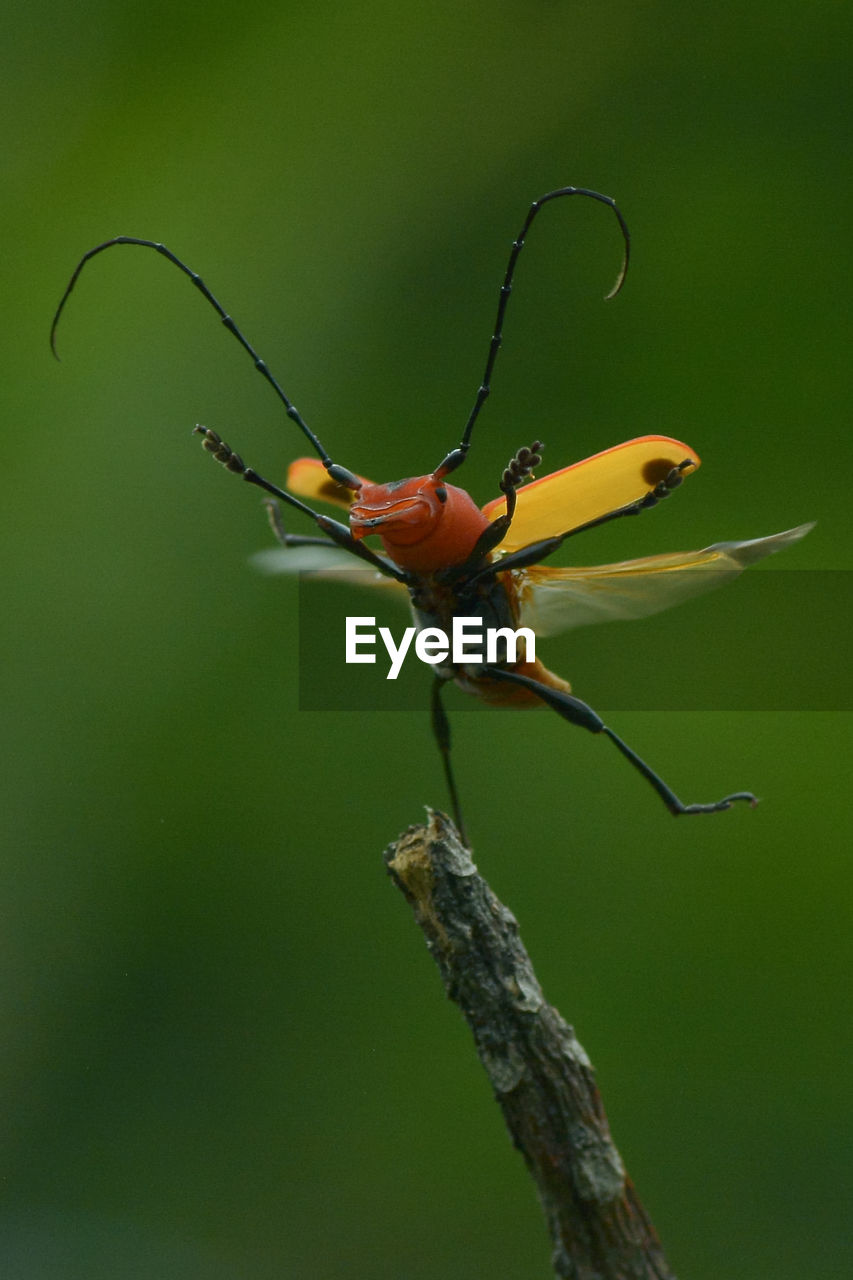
left=431, top=676, right=469, bottom=846
left=264, top=499, right=349, bottom=550
left=194, top=427, right=410, bottom=583
left=438, top=517, right=510, bottom=583
left=480, top=665, right=758, bottom=816
left=499, top=440, right=545, bottom=523
left=439, top=441, right=545, bottom=583
left=468, top=459, right=695, bottom=585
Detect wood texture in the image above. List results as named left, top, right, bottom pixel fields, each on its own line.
left=385, top=810, right=676, bottom=1280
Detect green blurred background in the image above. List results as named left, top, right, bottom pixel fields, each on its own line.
left=3, top=2, right=850, bottom=1276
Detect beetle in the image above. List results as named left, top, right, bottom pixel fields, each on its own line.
left=51, top=186, right=811, bottom=844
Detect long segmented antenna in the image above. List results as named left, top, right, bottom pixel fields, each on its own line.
left=435, top=186, right=630, bottom=478
left=52, top=190, right=628, bottom=487
left=49, top=236, right=361, bottom=489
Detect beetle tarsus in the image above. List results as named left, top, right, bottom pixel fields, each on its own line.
left=194, top=425, right=247, bottom=473
left=500, top=439, right=544, bottom=524
left=501, top=440, right=544, bottom=493
left=636, top=458, right=694, bottom=511
left=668, top=792, right=759, bottom=815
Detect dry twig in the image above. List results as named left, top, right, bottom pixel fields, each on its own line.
left=385, top=810, right=676, bottom=1280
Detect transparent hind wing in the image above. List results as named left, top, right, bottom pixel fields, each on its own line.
left=516, top=524, right=813, bottom=636
left=251, top=543, right=408, bottom=597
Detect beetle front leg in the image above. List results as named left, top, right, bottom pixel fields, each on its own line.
left=480, top=664, right=757, bottom=816
left=469, top=458, right=695, bottom=583
left=548, top=456, right=694, bottom=546
left=194, top=427, right=410, bottom=583
left=440, top=441, right=544, bottom=583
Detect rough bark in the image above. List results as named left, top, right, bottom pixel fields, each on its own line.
left=384, top=810, right=676, bottom=1280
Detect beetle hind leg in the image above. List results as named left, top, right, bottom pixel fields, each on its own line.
left=430, top=677, right=469, bottom=846
left=600, top=725, right=758, bottom=815
left=193, top=427, right=409, bottom=582
left=480, top=664, right=758, bottom=817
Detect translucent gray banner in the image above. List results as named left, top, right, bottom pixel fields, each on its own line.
left=295, top=570, right=849, bottom=712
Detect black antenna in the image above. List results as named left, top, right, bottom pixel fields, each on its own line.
left=49, top=237, right=361, bottom=488
left=434, top=186, right=630, bottom=479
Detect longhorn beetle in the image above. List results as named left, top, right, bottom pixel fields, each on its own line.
left=52, top=187, right=811, bottom=845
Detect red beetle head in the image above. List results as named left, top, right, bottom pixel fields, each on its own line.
left=349, top=471, right=491, bottom=573
left=350, top=474, right=446, bottom=546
